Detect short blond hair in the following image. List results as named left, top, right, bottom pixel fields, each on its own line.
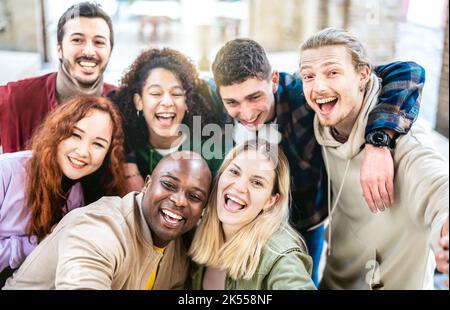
left=300, top=27, right=373, bottom=72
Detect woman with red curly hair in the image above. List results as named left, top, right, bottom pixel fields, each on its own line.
left=0, top=95, right=126, bottom=286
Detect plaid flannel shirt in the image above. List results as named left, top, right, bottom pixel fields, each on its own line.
left=200, top=61, right=425, bottom=231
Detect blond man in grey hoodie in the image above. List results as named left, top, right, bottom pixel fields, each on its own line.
left=299, top=27, right=449, bottom=290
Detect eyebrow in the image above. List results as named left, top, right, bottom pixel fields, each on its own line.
left=146, top=84, right=184, bottom=91
left=162, top=173, right=208, bottom=197
left=300, top=61, right=342, bottom=71
left=230, top=163, right=270, bottom=184
left=222, top=90, right=263, bottom=103
left=74, top=126, right=110, bottom=144
left=69, top=33, right=108, bottom=41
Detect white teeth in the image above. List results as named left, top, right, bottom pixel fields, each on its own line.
left=157, top=113, right=176, bottom=118
left=227, top=195, right=246, bottom=206
left=68, top=157, right=86, bottom=167
left=316, top=97, right=337, bottom=105
left=79, top=61, right=96, bottom=67
left=162, top=209, right=183, bottom=220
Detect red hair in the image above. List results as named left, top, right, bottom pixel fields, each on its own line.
left=25, top=95, right=126, bottom=242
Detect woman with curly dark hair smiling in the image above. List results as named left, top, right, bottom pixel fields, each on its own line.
left=112, top=48, right=222, bottom=192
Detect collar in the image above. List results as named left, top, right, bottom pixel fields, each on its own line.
left=56, top=62, right=104, bottom=103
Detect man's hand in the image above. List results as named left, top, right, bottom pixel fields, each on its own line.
left=123, top=163, right=145, bottom=193
left=360, top=144, right=394, bottom=213
left=436, top=218, right=449, bottom=288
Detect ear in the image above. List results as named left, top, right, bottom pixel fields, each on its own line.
left=271, top=71, right=279, bottom=93
left=264, top=193, right=280, bottom=212
left=57, top=44, right=63, bottom=61
left=359, top=66, right=371, bottom=89
left=142, top=175, right=152, bottom=192
left=133, top=93, right=143, bottom=112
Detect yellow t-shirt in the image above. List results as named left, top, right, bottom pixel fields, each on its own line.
left=145, top=246, right=165, bottom=290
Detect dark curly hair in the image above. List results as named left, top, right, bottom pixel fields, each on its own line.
left=112, top=48, right=214, bottom=152
left=212, top=38, right=272, bottom=87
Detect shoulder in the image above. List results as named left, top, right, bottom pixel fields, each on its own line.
left=3, top=72, right=56, bottom=89
left=0, top=150, right=32, bottom=173
left=258, top=226, right=309, bottom=272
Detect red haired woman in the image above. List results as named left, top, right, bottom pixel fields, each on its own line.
left=0, top=95, right=126, bottom=286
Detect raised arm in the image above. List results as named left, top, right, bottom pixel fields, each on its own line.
left=361, top=61, right=425, bottom=213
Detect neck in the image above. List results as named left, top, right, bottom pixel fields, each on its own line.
left=332, top=98, right=365, bottom=139
left=56, top=62, right=103, bottom=103
left=222, top=224, right=240, bottom=242
left=149, top=131, right=183, bottom=150
left=61, top=174, right=77, bottom=194
left=152, top=235, right=169, bottom=248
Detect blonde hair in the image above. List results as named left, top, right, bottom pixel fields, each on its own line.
left=189, top=140, right=299, bottom=280
left=300, top=27, right=373, bottom=73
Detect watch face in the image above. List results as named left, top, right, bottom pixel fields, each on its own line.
left=373, top=132, right=387, bottom=144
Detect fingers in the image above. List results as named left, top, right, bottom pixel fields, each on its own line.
left=369, top=185, right=385, bottom=212
left=378, top=183, right=391, bottom=210
left=436, top=250, right=449, bottom=274
left=440, top=235, right=449, bottom=250
left=385, top=178, right=395, bottom=205
left=362, top=183, right=377, bottom=213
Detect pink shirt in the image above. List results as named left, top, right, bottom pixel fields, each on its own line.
left=0, top=151, right=84, bottom=271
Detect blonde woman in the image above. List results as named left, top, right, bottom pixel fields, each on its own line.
left=188, top=140, right=316, bottom=290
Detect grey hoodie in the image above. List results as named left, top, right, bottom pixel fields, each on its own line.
left=315, top=75, right=449, bottom=290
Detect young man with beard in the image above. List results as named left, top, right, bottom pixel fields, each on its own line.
left=299, top=28, right=448, bottom=289
left=199, top=38, right=425, bottom=286
left=0, top=2, right=115, bottom=153
left=3, top=151, right=212, bottom=289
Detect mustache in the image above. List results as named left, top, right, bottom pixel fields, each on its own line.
left=75, top=56, right=99, bottom=64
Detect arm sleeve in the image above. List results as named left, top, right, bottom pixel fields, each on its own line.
left=266, top=250, right=317, bottom=290
left=0, top=236, right=37, bottom=271
left=368, top=61, right=425, bottom=135
left=396, top=128, right=449, bottom=253
left=0, top=163, right=37, bottom=271
left=54, top=215, right=124, bottom=290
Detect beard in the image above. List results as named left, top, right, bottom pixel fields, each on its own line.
left=60, top=56, right=107, bottom=88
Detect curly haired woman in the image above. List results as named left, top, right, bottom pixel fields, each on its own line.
left=112, top=48, right=222, bottom=192
left=0, top=95, right=126, bottom=286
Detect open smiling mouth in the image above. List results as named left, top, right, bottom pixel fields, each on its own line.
left=316, top=97, right=338, bottom=114
left=240, top=113, right=262, bottom=127
left=160, top=208, right=185, bottom=228
left=224, top=194, right=247, bottom=213
left=67, top=156, right=87, bottom=169
left=156, top=112, right=176, bottom=127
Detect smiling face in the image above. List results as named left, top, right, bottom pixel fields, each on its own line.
left=142, top=153, right=212, bottom=247
left=219, top=72, right=279, bottom=131
left=56, top=109, right=113, bottom=180
left=300, top=45, right=370, bottom=131
left=134, top=68, right=187, bottom=144
left=57, top=17, right=112, bottom=87
left=217, top=150, right=279, bottom=237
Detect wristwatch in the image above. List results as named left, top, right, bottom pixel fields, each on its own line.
left=365, top=129, right=396, bottom=149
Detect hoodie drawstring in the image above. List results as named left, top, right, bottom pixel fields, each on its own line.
left=323, top=147, right=351, bottom=256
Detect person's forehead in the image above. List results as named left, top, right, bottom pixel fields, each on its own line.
left=219, top=77, right=270, bottom=97
left=63, top=17, right=110, bottom=36
left=301, top=45, right=351, bottom=66
left=156, top=158, right=209, bottom=185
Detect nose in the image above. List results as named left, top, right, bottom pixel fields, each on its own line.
left=232, top=176, right=248, bottom=193
left=160, top=92, right=175, bottom=107
left=82, top=41, right=95, bottom=57
left=170, top=191, right=188, bottom=208
left=240, top=103, right=257, bottom=122
left=312, top=75, right=328, bottom=94
left=75, top=140, right=90, bottom=158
